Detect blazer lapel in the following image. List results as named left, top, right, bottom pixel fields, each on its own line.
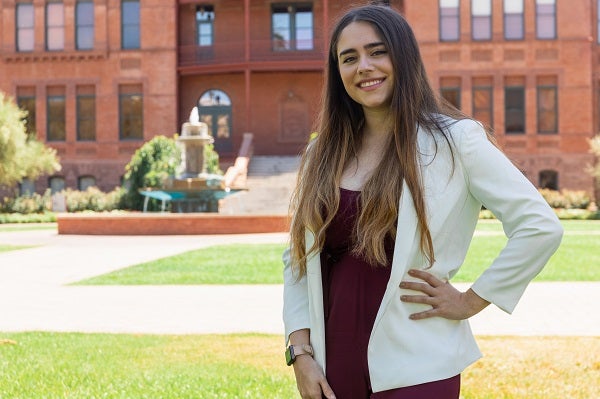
left=371, top=180, right=419, bottom=332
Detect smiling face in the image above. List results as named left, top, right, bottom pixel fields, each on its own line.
left=336, top=21, right=394, bottom=114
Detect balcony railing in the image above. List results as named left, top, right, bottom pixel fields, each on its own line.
left=178, top=38, right=326, bottom=67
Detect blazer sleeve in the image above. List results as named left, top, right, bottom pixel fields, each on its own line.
left=282, top=246, right=310, bottom=343
left=454, top=119, right=564, bottom=313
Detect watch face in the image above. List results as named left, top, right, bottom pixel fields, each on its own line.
left=285, top=346, right=294, bottom=366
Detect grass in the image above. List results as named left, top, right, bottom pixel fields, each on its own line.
left=0, top=333, right=597, bottom=399
left=0, top=244, right=34, bottom=253
left=0, top=223, right=57, bottom=232
left=77, top=220, right=600, bottom=285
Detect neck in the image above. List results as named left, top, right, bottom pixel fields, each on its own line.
left=362, top=108, right=392, bottom=142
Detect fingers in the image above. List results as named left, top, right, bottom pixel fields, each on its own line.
left=406, top=269, right=444, bottom=287
left=320, top=380, right=337, bottom=399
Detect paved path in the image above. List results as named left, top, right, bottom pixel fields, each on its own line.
left=0, top=228, right=598, bottom=336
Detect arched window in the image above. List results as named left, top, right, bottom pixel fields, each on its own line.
left=197, top=89, right=232, bottom=153
left=19, top=179, right=35, bottom=196
left=49, top=176, right=65, bottom=194
left=78, top=175, right=96, bottom=191
left=539, top=170, right=558, bottom=190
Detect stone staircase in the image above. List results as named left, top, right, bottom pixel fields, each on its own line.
left=219, top=156, right=301, bottom=215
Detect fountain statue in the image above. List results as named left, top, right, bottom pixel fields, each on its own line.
left=177, top=107, right=214, bottom=178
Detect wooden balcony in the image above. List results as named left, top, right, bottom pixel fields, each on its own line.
left=177, top=38, right=326, bottom=73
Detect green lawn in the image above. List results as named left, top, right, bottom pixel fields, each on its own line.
left=76, top=220, right=599, bottom=285
left=0, top=333, right=597, bottom=399
left=0, top=244, right=34, bottom=253
left=0, top=223, right=57, bottom=232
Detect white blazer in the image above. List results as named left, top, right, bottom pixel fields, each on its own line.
left=282, top=118, right=563, bottom=392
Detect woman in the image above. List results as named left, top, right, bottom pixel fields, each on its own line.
left=283, top=4, right=563, bottom=399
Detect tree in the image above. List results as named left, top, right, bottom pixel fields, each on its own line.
left=0, top=91, right=60, bottom=188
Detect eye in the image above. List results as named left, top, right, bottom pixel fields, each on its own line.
left=341, top=56, right=357, bottom=64
left=371, top=49, right=387, bottom=56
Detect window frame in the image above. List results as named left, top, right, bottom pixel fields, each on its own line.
left=439, top=0, right=460, bottom=42
left=76, top=93, right=96, bottom=141
left=535, top=0, right=556, bottom=40
left=17, top=94, right=36, bottom=138
left=471, top=0, right=492, bottom=41
left=440, top=86, right=462, bottom=110
left=121, top=0, right=140, bottom=50
left=16, top=3, right=35, bottom=52
left=47, top=94, right=66, bottom=141
left=504, top=85, right=526, bottom=134
left=46, top=1, right=65, bottom=51
left=76, top=0, right=95, bottom=50
left=472, top=85, right=494, bottom=130
left=196, top=5, right=215, bottom=47
left=119, top=89, right=144, bottom=141
left=271, top=3, right=314, bottom=51
left=503, top=0, right=524, bottom=40
left=537, top=84, right=558, bottom=134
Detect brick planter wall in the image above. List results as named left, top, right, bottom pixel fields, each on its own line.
left=57, top=213, right=290, bottom=235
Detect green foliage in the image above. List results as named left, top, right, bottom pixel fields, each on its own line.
left=0, top=190, right=52, bottom=213
left=539, top=188, right=591, bottom=210
left=121, top=136, right=181, bottom=210
left=63, top=187, right=125, bottom=212
left=204, top=143, right=223, bottom=175
left=0, top=212, right=56, bottom=224
left=0, top=91, right=60, bottom=187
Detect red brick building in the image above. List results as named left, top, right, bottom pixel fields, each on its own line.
left=0, top=0, right=598, bottom=198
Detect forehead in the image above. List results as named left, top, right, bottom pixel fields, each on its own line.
left=336, top=21, right=384, bottom=55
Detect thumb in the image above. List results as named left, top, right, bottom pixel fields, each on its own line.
left=320, top=380, right=336, bottom=399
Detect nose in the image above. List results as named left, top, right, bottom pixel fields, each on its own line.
left=357, top=57, right=374, bottom=74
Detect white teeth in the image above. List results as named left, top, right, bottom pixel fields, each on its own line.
left=360, top=79, right=382, bottom=88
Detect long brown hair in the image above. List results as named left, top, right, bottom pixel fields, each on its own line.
left=289, top=4, right=465, bottom=277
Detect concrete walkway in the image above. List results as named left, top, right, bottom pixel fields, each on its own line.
left=0, top=228, right=598, bottom=336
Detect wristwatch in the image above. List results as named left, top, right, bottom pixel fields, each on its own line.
left=285, top=344, right=314, bottom=366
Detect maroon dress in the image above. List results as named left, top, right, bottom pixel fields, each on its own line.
left=320, top=188, right=460, bottom=399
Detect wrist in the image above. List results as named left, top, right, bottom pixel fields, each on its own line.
left=285, top=343, right=314, bottom=366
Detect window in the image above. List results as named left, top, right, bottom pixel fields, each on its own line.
left=16, top=3, right=34, bottom=52
left=122, top=0, right=140, bottom=49
left=78, top=176, right=96, bottom=191
left=504, top=0, right=524, bottom=40
left=119, top=84, right=143, bottom=140
left=19, top=179, right=35, bottom=196
left=272, top=4, right=313, bottom=50
left=537, top=77, right=557, bottom=134
left=536, top=0, right=555, bottom=39
left=472, top=0, right=491, bottom=41
left=198, top=89, right=233, bottom=152
left=539, top=170, right=558, bottom=190
left=472, top=78, right=493, bottom=130
left=17, top=87, right=36, bottom=138
left=49, top=176, right=65, bottom=193
left=196, top=5, right=214, bottom=46
left=76, top=1, right=95, bottom=50
left=505, top=85, right=525, bottom=133
left=440, top=77, right=461, bottom=109
left=77, top=85, right=96, bottom=141
left=440, top=0, right=459, bottom=41
left=47, top=87, right=66, bottom=141
left=46, top=2, right=65, bottom=51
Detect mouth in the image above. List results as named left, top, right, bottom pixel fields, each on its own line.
left=358, top=78, right=385, bottom=89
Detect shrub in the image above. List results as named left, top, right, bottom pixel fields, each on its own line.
left=63, top=187, right=124, bottom=212
left=0, top=190, right=52, bottom=214
left=539, top=189, right=591, bottom=210
left=121, top=136, right=181, bottom=211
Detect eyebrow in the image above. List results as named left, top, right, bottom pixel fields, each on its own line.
left=338, top=42, right=386, bottom=58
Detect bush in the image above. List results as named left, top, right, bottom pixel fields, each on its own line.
left=0, top=212, right=56, bottom=223
left=539, top=189, right=591, bottom=210
left=63, top=187, right=124, bottom=212
left=0, top=190, right=52, bottom=213
left=121, top=136, right=181, bottom=211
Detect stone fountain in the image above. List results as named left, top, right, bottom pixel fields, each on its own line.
left=141, top=107, right=242, bottom=212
